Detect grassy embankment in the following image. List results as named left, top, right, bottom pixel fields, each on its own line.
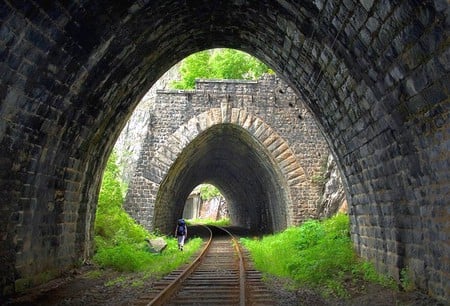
left=241, top=214, right=399, bottom=298
left=186, top=217, right=230, bottom=227
left=92, top=153, right=202, bottom=285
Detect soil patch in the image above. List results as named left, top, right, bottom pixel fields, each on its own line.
left=265, top=275, right=446, bottom=306
left=3, top=266, right=159, bottom=305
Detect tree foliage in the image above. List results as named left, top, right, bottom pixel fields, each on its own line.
left=171, top=49, right=271, bottom=89
left=95, top=151, right=149, bottom=248
left=198, top=184, right=221, bottom=201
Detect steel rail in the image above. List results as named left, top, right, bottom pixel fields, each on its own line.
left=216, top=226, right=246, bottom=306
left=147, top=225, right=213, bottom=306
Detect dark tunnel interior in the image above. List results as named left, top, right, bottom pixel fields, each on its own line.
left=153, top=123, right=289, bottom=234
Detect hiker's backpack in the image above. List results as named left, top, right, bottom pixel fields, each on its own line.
left=177, top=219, right=186, bottom=235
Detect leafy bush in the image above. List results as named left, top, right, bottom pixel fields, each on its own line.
left=198, top=184, right=221, bottom=201
left=95, top=152, right=149, bottom=249
left=93, top=237, right=202, bottom=274
left=93, top=151, right=202, bottom=275
left=94, top=244, right=149, bottom=272
left=241, top=214, right=396, bottom=298
left=352, top=261, right=397, bottom=290
left=293, top=220, right=325, bottom=249
left=400, top=267, right=415, bottom=291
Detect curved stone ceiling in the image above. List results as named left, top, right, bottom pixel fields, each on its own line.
left=0, top=1, right=447, bottom=299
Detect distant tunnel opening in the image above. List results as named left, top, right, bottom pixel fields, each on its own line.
left=182, top=184, right=229, bottom=221
left=153, top=123, right=289, bottom=234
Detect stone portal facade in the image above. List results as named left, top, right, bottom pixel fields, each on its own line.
left=124, top=75, right=330, bottom=233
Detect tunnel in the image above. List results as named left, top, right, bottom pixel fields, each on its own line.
left=0, top=0, right=448, bottom=300
left=153, top=123, right=289, bottom=234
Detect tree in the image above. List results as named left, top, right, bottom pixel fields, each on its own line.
left=171, top=49, right=271, bottom=89
left=199, top=184, right=221, bottom=201
left=172, top=51, right=211, bottom=89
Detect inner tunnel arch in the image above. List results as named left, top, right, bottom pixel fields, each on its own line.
left=154, top=123, right=288, bottom=234
left=148, top=107, right=308, bottom=234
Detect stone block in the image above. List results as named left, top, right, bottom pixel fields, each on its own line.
left=145, top=237, right=167, bottom=253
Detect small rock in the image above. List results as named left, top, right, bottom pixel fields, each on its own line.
left=145, top=237, right=167, bottom=253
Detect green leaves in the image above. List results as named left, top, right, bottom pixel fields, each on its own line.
left=95, top=152, right=148, bottom=246
left=209, top=49, right=268, bottom=79
left=241, top=214, right=366, bottom=298
left=293, top=220, right=325, bottom=250
left=171, top=49, right=271, bottom=89
left=198, top=184, right=221, bottom=201
left=93, top=151, right=203, bottom=275
left=242, top=214, right=398, bottom=297
left=173, top=50, right=211, bottom=89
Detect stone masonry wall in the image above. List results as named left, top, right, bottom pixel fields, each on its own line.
left=124, top=74, right=330, bottom=231
left=114, top=64, right=180, bottom=185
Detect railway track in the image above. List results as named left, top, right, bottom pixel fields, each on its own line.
left=134, top=225, right=274, bottom=305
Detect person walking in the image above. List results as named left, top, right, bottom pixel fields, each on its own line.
left=175, top=219, right=187, bottom=251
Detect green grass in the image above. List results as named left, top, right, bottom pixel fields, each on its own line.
left=94, top=232, right=202, bottom=275
left=241, top=214, right=397, bottom=298
left=85, top=270, right=102, bottom=279
left=93, top=152, right=203, bottom=281
left=187, top=217, right=231, bottom=227
left=94, top=237, right=202, bottom=288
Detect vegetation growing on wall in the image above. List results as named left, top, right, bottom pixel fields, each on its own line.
left=94, top=151, right=201, bottom=275
left=311, top=155, right=329, bottom=187
left=171, top=49, right=272, bottom=89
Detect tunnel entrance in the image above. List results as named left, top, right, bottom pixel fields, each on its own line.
left=153, top=123, right=290, bottom=234
left=1, top=2, right=448, bottom=300
left=124, top=76, right=318, bottom=235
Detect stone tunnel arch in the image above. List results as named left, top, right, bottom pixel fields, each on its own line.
left=147, top=108, right=308, bottom=234
left=124, top=76, right=328, bottom=233
left=0, top=1, right=448, bottom=300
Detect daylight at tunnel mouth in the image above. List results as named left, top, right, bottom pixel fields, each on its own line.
left=153, top=123, right=289, bottom=234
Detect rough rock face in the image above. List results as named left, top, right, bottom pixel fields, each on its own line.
left=199, top=196, right=228, bottom=220
left=114, top=65, right=180, bottom=184
left=317, top=154, right=347, bottom=219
